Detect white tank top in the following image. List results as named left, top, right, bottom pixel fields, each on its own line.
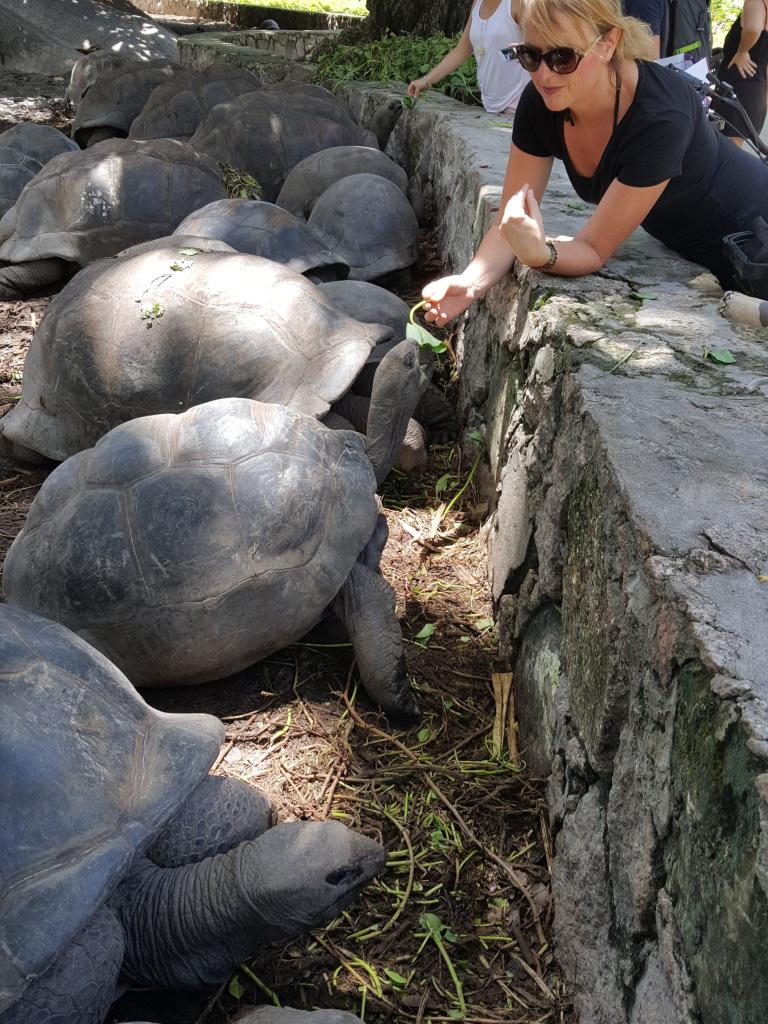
left=468, top=0, right=528, bottom=114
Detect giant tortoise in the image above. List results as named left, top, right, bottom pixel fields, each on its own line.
left=1, top=247, right=431, bottom=474
left=190, top=82, right=377, bottom=202
left=0, top=603, right=384, bottom=1024
left=66, top=48, right=136, bottom=108
left=0, top=138, right=226, bottom=298
left=173, top=198, right=349, bottom=280
left=72, top=61, right=183, bottom=147
left=276, top=145, right=408, bottom=221
left=319, top=280, right=459, bottom=444
left=308, top=173, right=419, bottom=282
left=0, top=125, right=78, bottom=218
left=5, top=396, right=425, bottom=716
left=129, top=66, right=261, bottom=142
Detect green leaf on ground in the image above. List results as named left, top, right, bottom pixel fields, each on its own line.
left=384, top=969, right=408, bottom=987
left=414, top=623, right=436, bottom=641
left=467, top=429, right=486, bottom=446
left=228, top=974, right=246, bottom=999
left=704, top=346, right=736, bottom=364
left=628, top=290, right=657, bottom=300
left=435, top=472, right=455, bottom=495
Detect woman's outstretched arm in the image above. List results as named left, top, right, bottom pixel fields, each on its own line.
left=407, top=16, right=474, bottom=98
left=423, top=145, right=553, bottom=324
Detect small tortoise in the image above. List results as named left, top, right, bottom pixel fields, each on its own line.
left=276, top=145, right=408, bottom=220
left=0, top=138, right=226, bottom=298
left=1, top=247, right=429, bottom=471
left=5, top=396, right=427, bottom=716
left=308, top=173, right=419, bottom=282
left=129, top=66, right=261, bottom=142
left=190, top=82, right=377, bottom=202
left=174, top=198, right=349, bottom=280
left=0, top=602, right=385, bottom=1024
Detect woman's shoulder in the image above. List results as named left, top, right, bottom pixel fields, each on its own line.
left=633, top=59, right=701, bottom=113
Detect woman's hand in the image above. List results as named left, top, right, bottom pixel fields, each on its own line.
left=421, top=275, right=478, bottom=325
left=729, top=50, right=757, bottom=77
left=407, top=76, right=430, bottom=99
left=499, top=185, right=550, bottom=267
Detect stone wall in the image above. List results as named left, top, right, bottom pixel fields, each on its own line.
left=177, top=28, right=333, bottom=71
left=333, top=80, right=768, bottom=1023
left=135, top=0, right=360, bottom=30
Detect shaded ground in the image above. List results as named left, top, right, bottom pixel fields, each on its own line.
left=0, top=74, right=572, bottom=1024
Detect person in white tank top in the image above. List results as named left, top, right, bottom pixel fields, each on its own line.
left=407, top=0, right=529, bottom=116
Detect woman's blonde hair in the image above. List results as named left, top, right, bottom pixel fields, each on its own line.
left=519, top=0, right=657, bottom=62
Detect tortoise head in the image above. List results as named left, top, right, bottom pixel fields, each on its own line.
left=365, top=337, right=433, bottom=484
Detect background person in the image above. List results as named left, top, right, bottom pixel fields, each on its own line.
left=714, top=0, right=768, bottom=145
left=407, top=0, right=530, bottom=116
left=621, top=0, right=666, bottom=57
left=421, top=0, right=768, bottom=326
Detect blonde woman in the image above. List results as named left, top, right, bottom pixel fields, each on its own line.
left=407, top=0, right=530, bottom=116
left=422, top=0, right=768, bottom=316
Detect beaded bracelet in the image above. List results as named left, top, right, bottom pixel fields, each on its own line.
left=532, top=240, right=558, bottom=272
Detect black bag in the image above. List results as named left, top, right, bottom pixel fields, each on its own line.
left=666, top=0, right=712, bottom=60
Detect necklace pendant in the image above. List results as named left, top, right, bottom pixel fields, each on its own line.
left=477, top=46, right=486, bottom=57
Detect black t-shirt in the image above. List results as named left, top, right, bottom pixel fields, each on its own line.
left=622, top=0, right=668, bottom=53
left=511, top=60, right=768, bottom=284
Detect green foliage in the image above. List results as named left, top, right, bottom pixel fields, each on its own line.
left=220, top=164, right=263, bottom=200
left=227, top=0, right=367, bottom=14
left=711, top=0, right=741, bottom=42
left=315, top=31, right=480, bottom=105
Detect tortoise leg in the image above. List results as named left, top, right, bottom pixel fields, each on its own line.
left=0, top=258, right=70, bottom=299
left=416, top=384, right=459, bottom=445
left=147, top=775, right=276, bottom=868
left=334, top=561, right=419, bottom=720
left=0, top=907, right=124, bottom=1024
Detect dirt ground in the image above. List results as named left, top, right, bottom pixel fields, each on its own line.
left=0, top=76, right=573, bottom=1024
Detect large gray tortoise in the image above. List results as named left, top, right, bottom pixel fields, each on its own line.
left=0, top=138, right=226, bottom=298
left=308, top=173, right=419, bottom=282
left=276, top=145, right=408, bottom=221
left=174, top=198, right=349, bottom=280
left=190, top=82, right=377, bottom=202
left=129, top=66, right=261, bottom=142
left=0, top=602, right=386, bottom=1024
left=5, top=396, right=425, bottom=716
left=319, top=280, right=459, bottom=445
left=0, top=125, right=78, bottom=218
left=0, top=247, right=425, bottom=470
left=72, top=62, right=183, bottom=147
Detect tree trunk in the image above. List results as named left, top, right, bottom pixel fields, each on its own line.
left=366, top=0, right=472, bottom=37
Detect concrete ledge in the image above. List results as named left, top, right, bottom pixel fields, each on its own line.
left=177, top=28, right=331, bottom=76
left=333, top=78, right=768, bottom=1024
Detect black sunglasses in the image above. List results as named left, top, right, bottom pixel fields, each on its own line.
left=499, top=34, right=602, bottom=74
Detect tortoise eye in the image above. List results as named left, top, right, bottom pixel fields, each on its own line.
left=404, top=353, right=415, bottom=368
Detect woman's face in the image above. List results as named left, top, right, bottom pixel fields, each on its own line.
left=522, top=14, right=615, bottom=112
